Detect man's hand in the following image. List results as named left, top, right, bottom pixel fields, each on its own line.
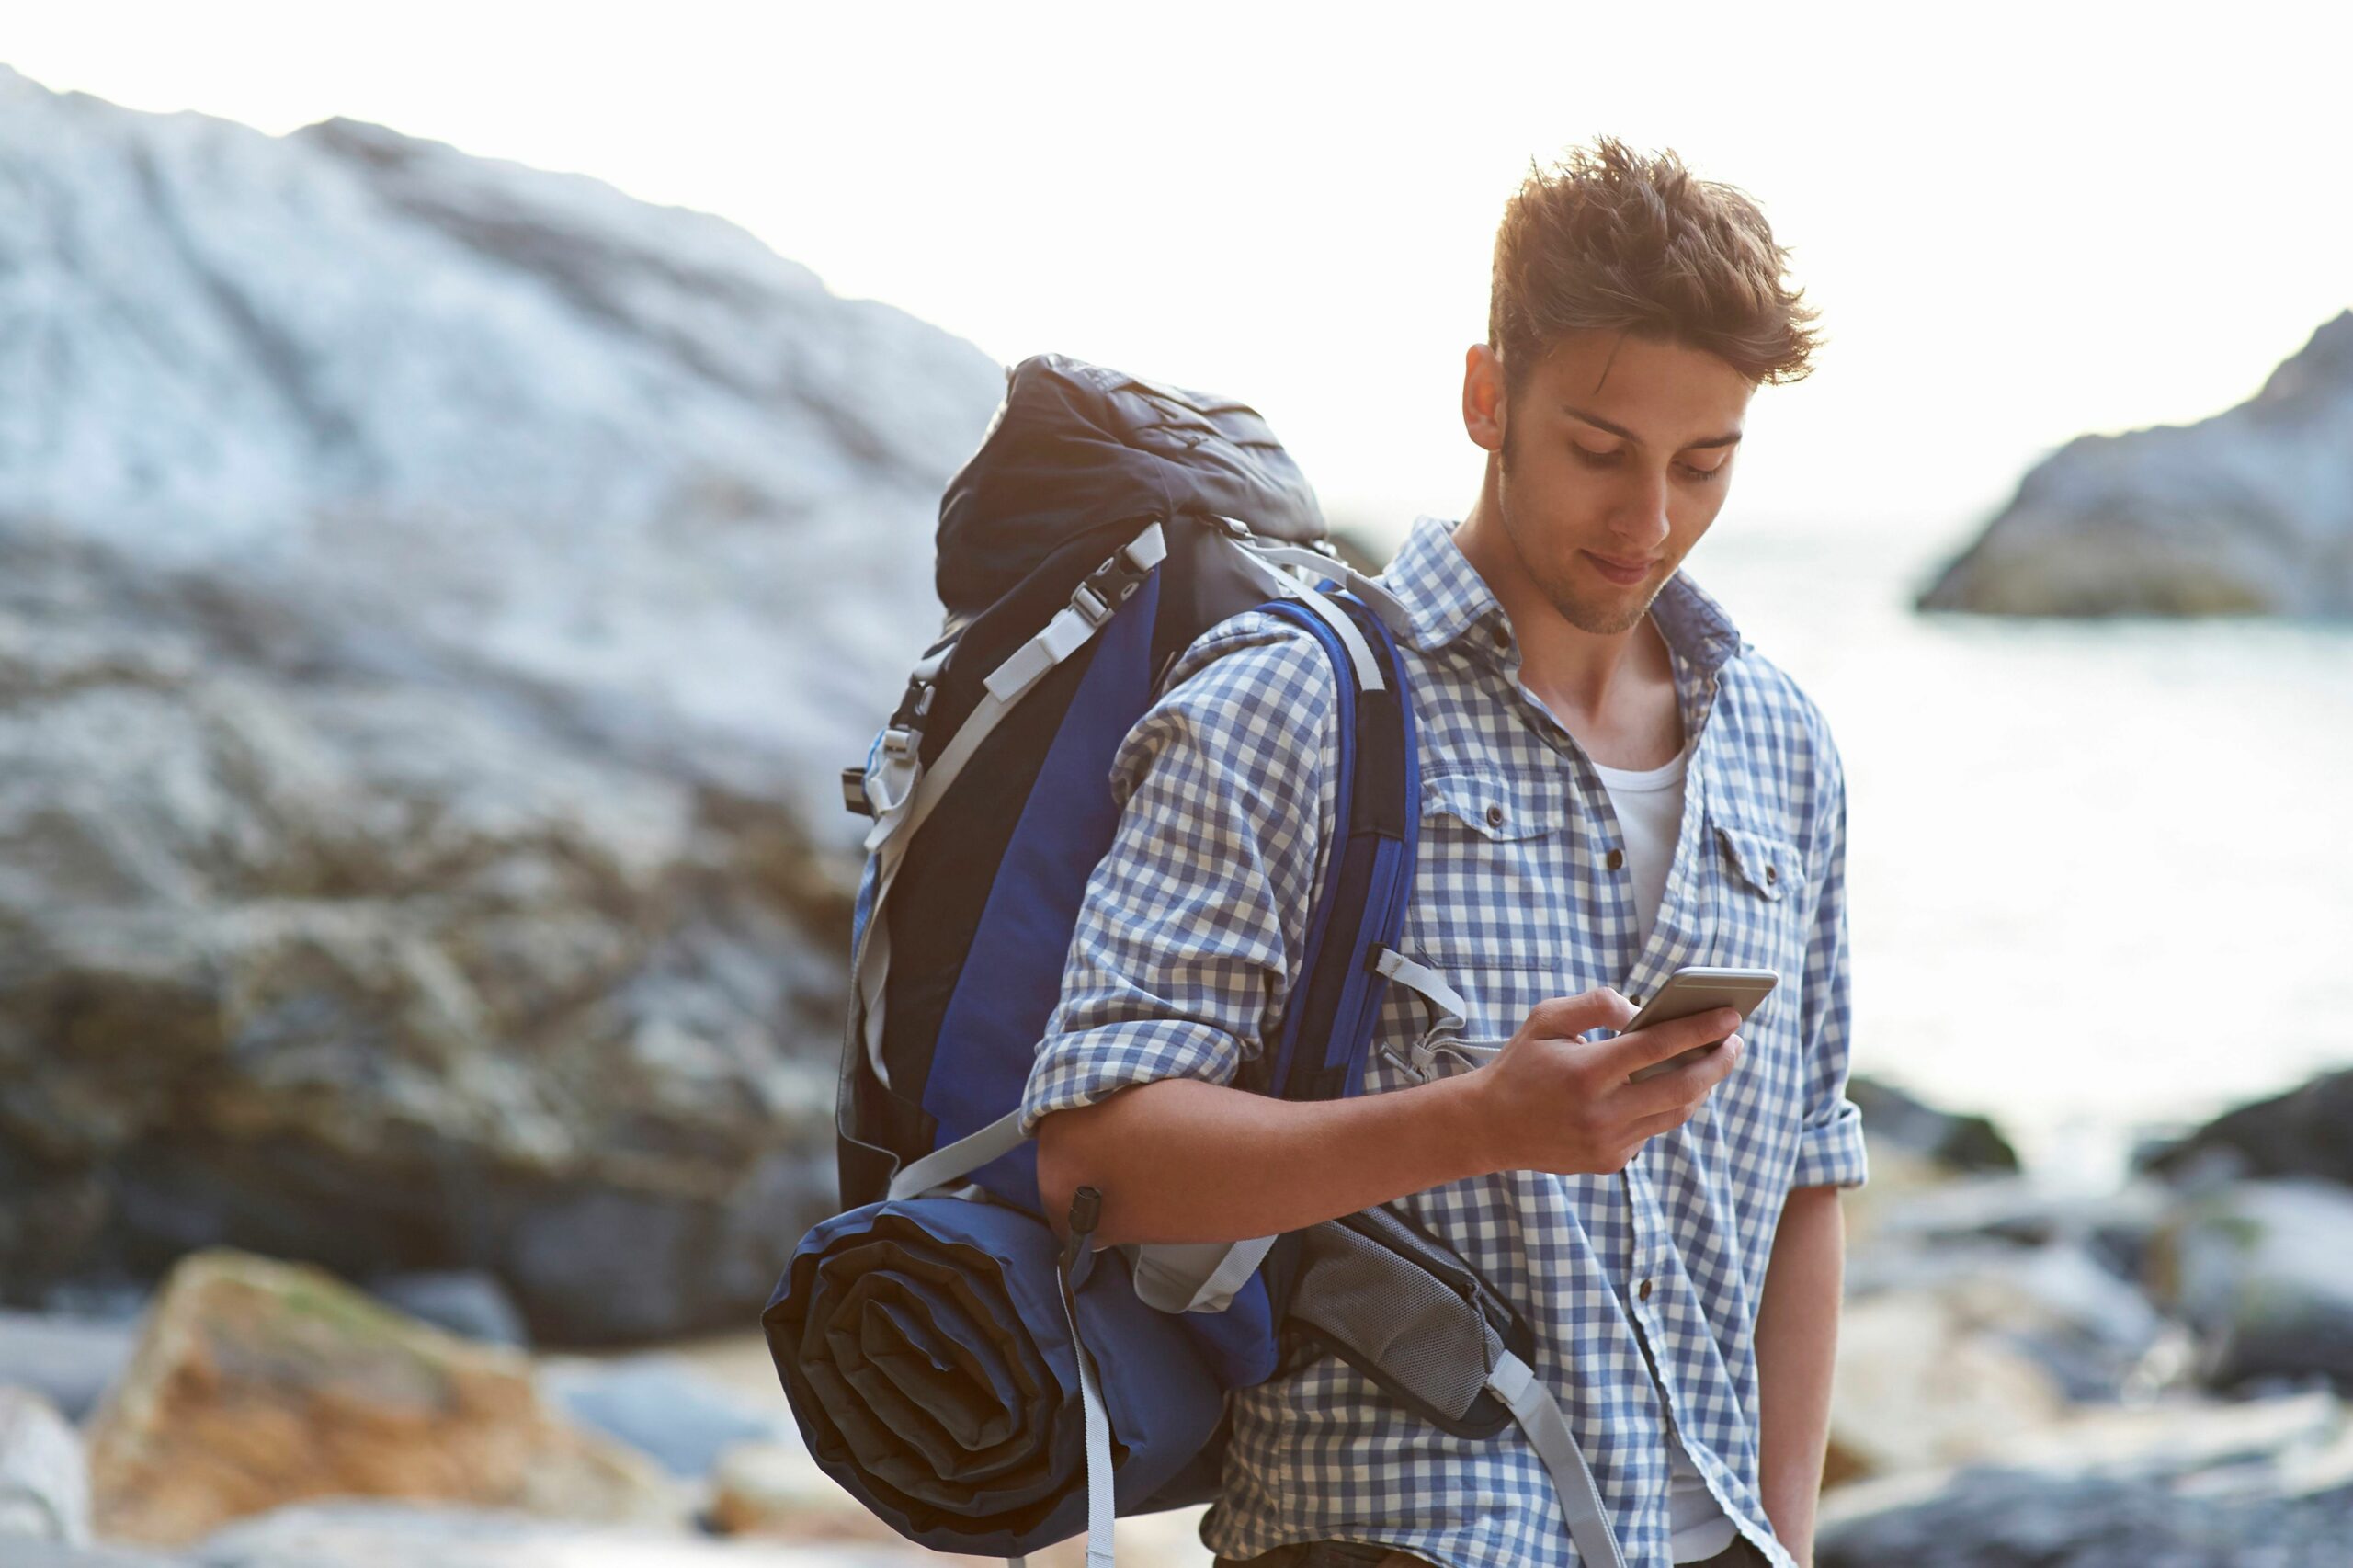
left=1472, top=987, right=1745, bottom=1175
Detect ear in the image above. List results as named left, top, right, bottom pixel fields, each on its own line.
left=1462, top=344, right=1505, bottom=455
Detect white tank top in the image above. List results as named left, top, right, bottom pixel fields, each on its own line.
left=1587, top=732, right=1741, bottom=1564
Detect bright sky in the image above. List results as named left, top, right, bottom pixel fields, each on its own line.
left=11, top=4, right=2349, bottom=553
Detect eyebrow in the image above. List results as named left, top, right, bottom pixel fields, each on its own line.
left=1560, top=404, right=1745, bottom=450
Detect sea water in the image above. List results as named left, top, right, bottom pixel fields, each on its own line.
left=1686, top=516, right=2353, bottom=1187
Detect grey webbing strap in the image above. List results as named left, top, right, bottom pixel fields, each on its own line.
left=1129, top=1233, right=1279, bottom=1313
left=1217, top=538, right=1387, bottom=694
left=854, top=668, right=1012, bottom=1088
left=1239, top=540, right=1415, bottom=639
left=1370, top=949, right=1509, bottom=1085
left=885, top=1108, right=1029, bottom=1201
left=984, top=523, right=1168, bottom=707
left=855, top=523, right=1164, bottom=1091
left=1370, top=949, right=1463, bottom=1085
left=1490, top=1351, right=1628, bottom=1568
left=1056, top=1247, right=1118, bottom=1568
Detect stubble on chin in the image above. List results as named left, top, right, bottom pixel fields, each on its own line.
left=1518, top=544, right=1655, bottom=639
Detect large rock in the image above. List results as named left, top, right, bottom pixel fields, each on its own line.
left=1846, top=1074, right=2018, bottom=1174
left=1845, top=1233, right=2195, bottom=1405
left=0, top=1386, right=91, bottom=1545
left=1818, top=1388, right=2353, bottom=1567
left=1824, top=1286, right=2072, bottom=1484
left=2134, top=1067, right=2353, bottom=1189
left=79, top=1248, right=678, bottom=1550
left=1917, top=309, right=2353, bottom=617
left=2144, top=1177, right=2353, bottom=1395
left=0, top=63, right=1007, bottom=1342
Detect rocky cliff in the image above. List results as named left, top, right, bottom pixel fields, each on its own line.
left=0, top=63, right=1006, bottom=1341
left=1917, top=310, right=2353, bottom=617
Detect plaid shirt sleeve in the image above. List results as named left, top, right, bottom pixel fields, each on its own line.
left=1017, top=610, right=1341, bottom=1141
left=1787, top=727, right=1869, bottom=1191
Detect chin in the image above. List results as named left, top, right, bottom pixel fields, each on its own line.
left=1533, top=574, right=1649, bottom=638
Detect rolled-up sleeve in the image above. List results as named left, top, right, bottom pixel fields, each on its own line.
left=1788, top=733, right=1870, bottom=1192
left=1017, top=610, right=1341, bottom=1141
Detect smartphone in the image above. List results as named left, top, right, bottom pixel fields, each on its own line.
left=1618, top=966, right=1779, bottom=1084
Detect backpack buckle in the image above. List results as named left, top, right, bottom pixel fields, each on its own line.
left=1069, top=579, right=1114, bottom=628
left=887, top=675, right=937, bottom=735
left=1073, top=543, right=1154, bottom=630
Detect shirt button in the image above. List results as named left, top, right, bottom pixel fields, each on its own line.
left=1490, top=623, right=1510, bottom=649
left=1765, top=863, right=1778, bottom=883
left=1605, top=847, right=1625, bottom=870
left=1486, top=803, right=1506, bottom=828
left=1638, top=1278, right=1653, bottom=1301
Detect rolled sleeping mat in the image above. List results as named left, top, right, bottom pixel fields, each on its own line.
left=763, top=1194, right=1226, bottom=1557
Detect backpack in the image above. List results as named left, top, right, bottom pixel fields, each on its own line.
left=761, top=354, right=1631, bottom=1568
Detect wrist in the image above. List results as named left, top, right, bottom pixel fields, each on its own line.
left=1425, top=1065, right=1508, bottom=1181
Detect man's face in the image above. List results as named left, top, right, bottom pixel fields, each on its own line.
left=1474, top=328, right=1756, bottom=637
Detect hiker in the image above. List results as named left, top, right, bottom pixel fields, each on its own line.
left=1024, top=135, right=1864, bottom=1568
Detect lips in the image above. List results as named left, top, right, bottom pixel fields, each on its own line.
left=1583, top=551, right=1654, bottom=583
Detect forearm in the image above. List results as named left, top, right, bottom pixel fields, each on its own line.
left=1754, top=1184, right=1846, bottom=1567
left=1038, top=1071, right=1496, bottom=1249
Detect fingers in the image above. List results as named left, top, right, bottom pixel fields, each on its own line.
left=1525, top=986, right=1636, bottom=1039
left=1622, top=1029, right=1745, bottom=1120
left=1603, top=1005, right=1743, bottom=1077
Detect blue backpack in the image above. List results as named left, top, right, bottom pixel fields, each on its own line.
left=762, top=354, right=1629, bottom=1568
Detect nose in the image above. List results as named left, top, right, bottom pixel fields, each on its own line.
left=1608, top=466, right=1673, bottom=549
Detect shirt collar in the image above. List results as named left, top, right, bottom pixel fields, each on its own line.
left=1374, top=513, right=1750, bottom=678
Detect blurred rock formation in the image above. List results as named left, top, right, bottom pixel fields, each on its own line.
left=1918, top=310, right=2353, bottom=617
left=0, top=63, right=1006, bottom=1342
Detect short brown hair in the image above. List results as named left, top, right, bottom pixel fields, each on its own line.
left=1488, top=135, right=1823, bottom=397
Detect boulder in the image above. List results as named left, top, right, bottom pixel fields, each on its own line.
left=1846, top=1233, right=2196, bottom=1404
left=78, top=1248, right=678, bottom=1549
left=1917, top=309, right=2353, bottom=618
left=1824, top=1286, right=2072, bottom=1483
left=0, top=1385, right=90, bottom=1544
left=0, top=62, right=1007, bottom=1344
left=1847, top=1075, right=2019, bottom=1173
left=1818, top=1388, right=2353, bottom=1567
left=2145, top=1177, right=2353, bottom=1395
left=2134, top=1067, right=2353, bottom=1189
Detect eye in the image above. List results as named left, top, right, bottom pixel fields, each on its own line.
left=1574, top=444, right=1728, bottom=483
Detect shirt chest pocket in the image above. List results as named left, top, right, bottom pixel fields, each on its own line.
left=1405, top=768, right=1573, bottom=971
left=1706, top=813, right=1810, bottom=991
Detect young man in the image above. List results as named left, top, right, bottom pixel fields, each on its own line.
left=1024, top=136, right=1865, bottom=1568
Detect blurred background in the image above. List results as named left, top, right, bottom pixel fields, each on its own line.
left=2, top=4, right=2348, bottom=1565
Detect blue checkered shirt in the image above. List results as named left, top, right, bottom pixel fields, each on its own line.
left=1018, top=514, right=1869, bottom=1568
